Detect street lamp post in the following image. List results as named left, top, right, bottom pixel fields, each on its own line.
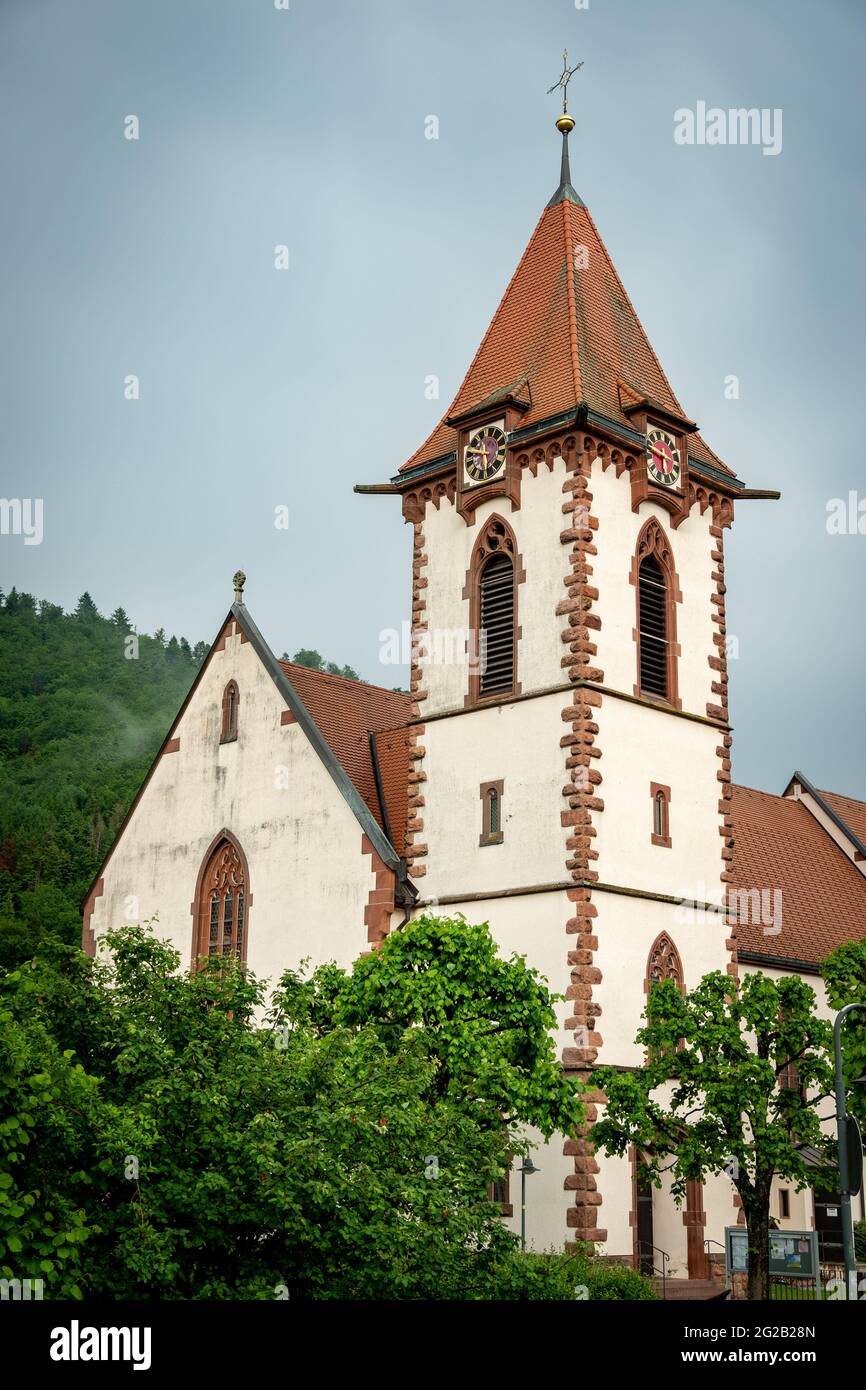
left=520, top=1156, right=539, bottom=1252
left=833, top=1002, right=866, bottom=1300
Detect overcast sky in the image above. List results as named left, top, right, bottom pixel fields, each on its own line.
left=1, top=0, right=863, bottom=798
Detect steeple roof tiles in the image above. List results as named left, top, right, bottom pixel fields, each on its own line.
left=400, top=174, right=731, bottom=477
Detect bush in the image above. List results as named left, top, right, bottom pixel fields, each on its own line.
left=475, top=1248, right=656, bottom=1301
left=854, top=1219, right=866, bottom=1264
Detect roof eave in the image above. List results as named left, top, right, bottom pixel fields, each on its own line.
left=785, top=769, right=866, bottom=862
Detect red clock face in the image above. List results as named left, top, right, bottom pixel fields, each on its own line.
left=646, top=428, right=681, bottom=488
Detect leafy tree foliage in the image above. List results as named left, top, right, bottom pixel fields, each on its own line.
left=0, top=921, right=598, bottom=1300
left=285, top=913, right=583, bottom=1139
left=593, top=971, right=834, bottom=1300
left=286, top=648, right=360, bottom=681
left=822, top=936, right=866, bottom=1126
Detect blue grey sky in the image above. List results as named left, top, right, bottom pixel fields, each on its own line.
left=1, top=0, right=864, bottom=798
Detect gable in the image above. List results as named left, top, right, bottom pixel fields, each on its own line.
left=82, top=603, right=412, bottom=919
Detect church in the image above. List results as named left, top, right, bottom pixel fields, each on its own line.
left=81, top=105, right=866, bottom=1285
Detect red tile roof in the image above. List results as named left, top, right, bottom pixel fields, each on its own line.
left=819, top=788, right=866, bottom=852
left=279, top=662, right=413, bottom=854
left=731, top=784, right=866, bottom=965
left=400, top=195, right=731, bottom=477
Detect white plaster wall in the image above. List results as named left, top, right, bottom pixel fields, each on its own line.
left=420, top=693, right=566, bottom=901
left=422, top=889, right=572, bottom=1054
left=418, top=461, right=569, bottom=715
left=589, top=460, right=717, bottom=716
left=703, top=1169, right=740, bottom=1260
left=499, top=1130, right=576, bottom=1254
left=594, top=1141, right=634, bottom=1260
left=594, top=694, right=725, bottom=900
left=651, top=1169, right=690, bottom=1279
left=593, top=893, right=730, bottom=1064
left=89, top=627, right=376, bottom=983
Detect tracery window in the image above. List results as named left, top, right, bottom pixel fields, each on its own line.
left=194, top=836, right=248, bottom=963
left=646, top=932, right=683, bottom=991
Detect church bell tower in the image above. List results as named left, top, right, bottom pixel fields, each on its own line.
left=357, top=62, right=772, bottom=1269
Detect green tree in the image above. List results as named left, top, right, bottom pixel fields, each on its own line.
left=74, top=593, right=99, bottom=624
left=822, top=936, right=866, bottom=1125
left=289, top=648, right=360, bottom=681
left=1, top=923, right=585, bottom=1300
left=288, top=913, right=583, bottom=1141
left=593, top=970, right=834, bottom=1300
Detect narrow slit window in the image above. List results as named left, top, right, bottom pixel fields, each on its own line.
left=221, top=681, right=240, bottom=743
left=479, top=780, right=504, bottom=846
left=650, top=783, right=671, bottom=848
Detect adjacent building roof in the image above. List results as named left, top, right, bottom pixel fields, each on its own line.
left=731, top=783, right=866, bottom=966
left=399, top=139, right=731, bottom=479
left=818, top=787, right=866, bottom=855
left=279, top=661, right=413, bottom=854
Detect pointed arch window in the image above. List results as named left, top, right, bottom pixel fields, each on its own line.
left=631, top=519, right=681, bottom=709
left=638, top=554, right=668, bottom=697
left=192, top=834, right=250, bottom=964
left=646, top=932, right=684, bottom=993
left=480, top=553, right=514, bottom=695
left=221, top=680, right=239, bottom=743
left=463, top=516, right=525, bottom=705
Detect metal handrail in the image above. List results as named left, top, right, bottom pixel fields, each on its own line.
left=703, top=1237, right=725, bottom=1282
left=637, top=1240, right=669, bottom=1300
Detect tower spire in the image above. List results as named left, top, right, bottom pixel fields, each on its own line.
left=546, top=50, right=585, bottom=208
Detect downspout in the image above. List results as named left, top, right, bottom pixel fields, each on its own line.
left=369, top=730, right=418, bottom=929
left=368, top=731, right=394, bottom=846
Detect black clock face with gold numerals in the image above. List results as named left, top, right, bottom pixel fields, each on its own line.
left=646, top=427, right=682, bottom=489
left=464, top=423, right=507, bottom=483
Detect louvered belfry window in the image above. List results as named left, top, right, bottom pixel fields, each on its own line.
left=479, top=553, right=515, bottom=695
left=638, top=553, right=669, bottom=699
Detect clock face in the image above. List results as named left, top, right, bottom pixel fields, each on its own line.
left=464, top=422, right=507, bottom=484
left=646, top=427, right=682, bottom=489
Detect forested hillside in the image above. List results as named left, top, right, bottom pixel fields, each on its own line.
left=0, top=590, right=207, bottom=966
left=0, top=588, right=357, bottom=968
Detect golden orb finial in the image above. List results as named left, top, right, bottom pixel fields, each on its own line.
left=555, top=113, right=575, bottom=135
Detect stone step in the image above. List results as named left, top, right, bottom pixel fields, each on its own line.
left=652, top=1278, right=728, bottom=1301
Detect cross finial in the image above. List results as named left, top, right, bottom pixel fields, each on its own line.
left=233, top=570, right=246, bottom=604
left=547, top=48, right=583, bottom=117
